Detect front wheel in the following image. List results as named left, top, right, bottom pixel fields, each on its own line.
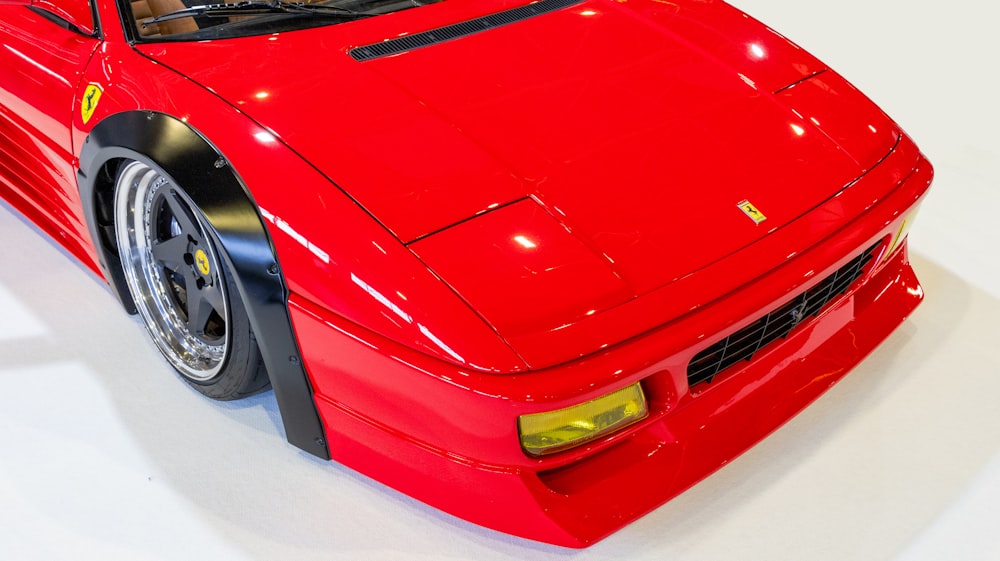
left=114, top=159, right=269, bottom=400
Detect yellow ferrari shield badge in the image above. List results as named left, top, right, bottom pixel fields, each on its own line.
left=194, top=249, right=212, bottom=276
left=737, top=199, right=767, bottom=225
left=81, top=83, right=103, bottom=125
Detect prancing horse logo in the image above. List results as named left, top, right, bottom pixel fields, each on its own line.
left=194, top=249, right=211, bottom=276
left=737, top=199, right=767, bottom=225
left=81, top=83, right=103, bottom=125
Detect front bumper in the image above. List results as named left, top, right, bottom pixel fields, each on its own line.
left=288, top=144, right=932, bottom=547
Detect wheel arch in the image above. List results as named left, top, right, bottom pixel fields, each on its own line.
left=78, top=110, right=330, bottom=460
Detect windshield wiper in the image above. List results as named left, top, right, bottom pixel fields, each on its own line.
left=145, top=0, right=368, bottom=25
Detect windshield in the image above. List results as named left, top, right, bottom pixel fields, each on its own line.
left=124, top=0, right=438, bottom=40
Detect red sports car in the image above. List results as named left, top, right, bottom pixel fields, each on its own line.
left=0, top=0, right=932, bottom=547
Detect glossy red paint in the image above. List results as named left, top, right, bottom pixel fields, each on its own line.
left=0, top=0, right=96, bottom=34
left=0, top=0, right=933, bottom=547
left=138, top=0, right=910, bottom=370
left=0, top=5, right=98, bottom=266
left=293, top=149, right=931, bottom=545
left=140, top=0, right=834, bottom=246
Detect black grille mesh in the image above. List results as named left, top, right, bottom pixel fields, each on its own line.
left=687, top=243, right=880, bottom=388
left=349, top=0, right=584, bottom=61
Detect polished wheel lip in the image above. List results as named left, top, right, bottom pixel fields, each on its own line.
left=115, top=160, right=230, bottom=381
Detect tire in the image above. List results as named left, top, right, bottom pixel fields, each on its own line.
left=113, top=159, right=270, bottom=400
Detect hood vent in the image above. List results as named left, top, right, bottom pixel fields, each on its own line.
left=350, top=0, right=584, bottom=61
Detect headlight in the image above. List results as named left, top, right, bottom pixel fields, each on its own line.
left=885, top=208, right=920, bottom=261
left=518, top=383, right=648, bottom=456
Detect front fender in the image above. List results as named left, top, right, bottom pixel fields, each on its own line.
left=77, top=110, right=330, bottom=460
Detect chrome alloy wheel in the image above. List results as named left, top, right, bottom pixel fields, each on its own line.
left=115, top=160, right=229, bottom=381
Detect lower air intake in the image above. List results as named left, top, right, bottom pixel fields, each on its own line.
left=687, top=243, right=880, bottom=388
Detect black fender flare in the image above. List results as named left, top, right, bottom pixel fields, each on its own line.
left=78, top=111, right=330, bottom=460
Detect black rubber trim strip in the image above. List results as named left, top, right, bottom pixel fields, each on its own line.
left=27, top=6, right=87, bottom=35
left=350, top=0, right=584, bottom=61
left=78, top=111, right=330, bottom=460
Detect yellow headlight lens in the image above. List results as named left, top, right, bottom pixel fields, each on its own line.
left=518, top=383, right=648, bottom=456
left=885, top=209, right=920, bottom=261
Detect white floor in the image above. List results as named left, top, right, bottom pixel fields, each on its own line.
left=2, top=1, right=998, bottom=559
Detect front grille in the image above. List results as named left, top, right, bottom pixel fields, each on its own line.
left=687, top=243, right=880, bottom=388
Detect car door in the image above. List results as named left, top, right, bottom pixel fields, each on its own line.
left=0, top=0, right=100, bottom=255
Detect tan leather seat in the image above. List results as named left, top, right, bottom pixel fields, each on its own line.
left=132, top=0, right=198, bottom=36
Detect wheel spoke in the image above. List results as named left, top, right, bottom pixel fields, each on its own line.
left=163, top=191, right=202, bottom=242
left=150, top=235, right=188, bottom=271
left=203, top=279, right=225, bottom=312
left=187, top=281, right=224, bottom=338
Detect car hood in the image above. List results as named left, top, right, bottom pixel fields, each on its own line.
left=141, top=0, right=899, bottom=368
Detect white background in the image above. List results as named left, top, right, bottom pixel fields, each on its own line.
left=2, top=0, right=998, bottom=559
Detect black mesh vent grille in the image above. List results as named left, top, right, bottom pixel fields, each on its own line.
left=349, top=0, right=584, bottom=61
left=687, top=243, right=880, bottom=388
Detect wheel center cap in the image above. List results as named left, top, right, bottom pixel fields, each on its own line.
left=194, top=249, right=211, bottom=276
